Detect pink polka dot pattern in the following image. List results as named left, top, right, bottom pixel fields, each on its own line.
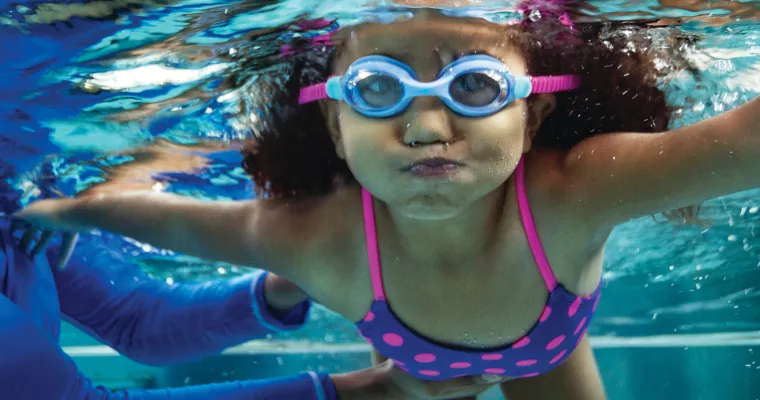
left=546, top=335, right=565, bottom=350
left=539, top=306, right=552, bottom=322
left=512, top=337, right=530, bottom=348
left=574, top=317, right=587, bottom=335
left=549, top=350, right=567, bottom=364
left=354, top=273, right=602, bottom=382
left=414, top=353, right=436, bottom=363
left=568, top=297, right=582, bottom=317
left=383, top=333, right=404, bottom=347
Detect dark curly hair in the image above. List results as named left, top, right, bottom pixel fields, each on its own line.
left=240, top=11, right=699, bottom=199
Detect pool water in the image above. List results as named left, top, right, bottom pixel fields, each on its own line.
left=1, top=0, right=759, bottom=398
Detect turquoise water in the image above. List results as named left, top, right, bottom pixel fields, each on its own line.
left=1, top=0, right=759, bottom=395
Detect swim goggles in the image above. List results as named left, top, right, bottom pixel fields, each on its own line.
left=298, top=54, right=581, bottom=118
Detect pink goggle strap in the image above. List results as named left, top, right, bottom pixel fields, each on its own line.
left=529, top=75, right=581, bottom=93
left=298, top=83, right=329, bottom=104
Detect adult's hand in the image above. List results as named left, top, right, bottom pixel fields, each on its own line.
left=10, top=220, right=78, bottom=270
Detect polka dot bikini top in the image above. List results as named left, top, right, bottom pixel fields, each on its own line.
left=355, top=158, right=602, bottom=381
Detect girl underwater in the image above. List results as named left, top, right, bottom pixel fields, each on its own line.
left=17, top=5, right=759, bottom=400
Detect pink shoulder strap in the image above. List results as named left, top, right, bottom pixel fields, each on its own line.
left=361, top=188, right=386, bottom=301
left=515, top=158, right=558, bottom=291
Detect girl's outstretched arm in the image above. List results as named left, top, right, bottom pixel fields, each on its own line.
left=16, top=189, right=348, bottom=287
left=555, top=96, right=759, bottom=230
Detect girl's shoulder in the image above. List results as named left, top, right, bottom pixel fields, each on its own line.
left=522, top=149, right=607, bottom=294
left=280, top=185, right=374, bottom=318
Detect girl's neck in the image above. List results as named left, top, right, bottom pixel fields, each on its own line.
left=378, top=184, right=508, bottom=267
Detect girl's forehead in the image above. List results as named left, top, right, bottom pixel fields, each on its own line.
left=332, top=16, right=527, bottom=73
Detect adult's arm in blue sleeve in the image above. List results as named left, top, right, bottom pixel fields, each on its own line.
left=0, top=292, right=111, bottom=400
left=52, top=246, right=311, bottom=365
left=1, top=291, right=337, bottom=400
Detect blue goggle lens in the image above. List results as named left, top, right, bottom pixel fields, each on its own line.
left=353, top=73, right=404, bottom=109
left=449, top=72, right=503, bottom=107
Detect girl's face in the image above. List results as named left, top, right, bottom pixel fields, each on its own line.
left=323, top=14, right=555, bottom=220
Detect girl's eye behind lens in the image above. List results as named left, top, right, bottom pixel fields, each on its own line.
left=450, top=72, right=501, bottom=107
left=356, top=74, right=404, bottom=107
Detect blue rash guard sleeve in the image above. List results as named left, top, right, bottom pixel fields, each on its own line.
left=0, top=297, right=336, bottom=400
left=1, top=220, right=335, bottom=400
left=53, top=244, right=311, bottom=365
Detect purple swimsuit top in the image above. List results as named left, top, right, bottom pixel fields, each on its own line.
left=354, top=158, right=602, bottom=381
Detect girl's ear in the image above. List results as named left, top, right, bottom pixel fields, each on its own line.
left=523, top=93, right=556, bottom=152
left=320, top=101, right=346, bottom=159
